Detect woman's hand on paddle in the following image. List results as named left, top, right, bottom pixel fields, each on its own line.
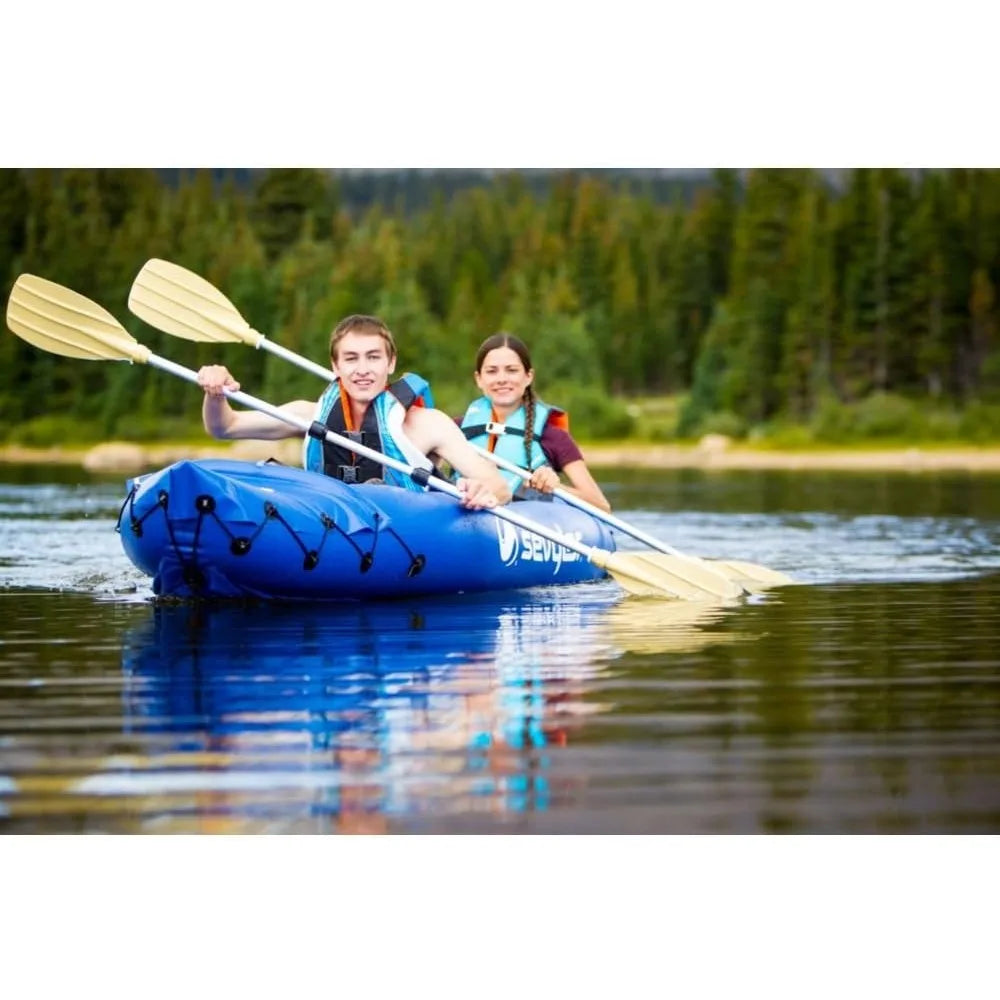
left=197, top=365, right=240, bottom=397
left=456, top=477, right=499, bottom=510
left=528, top=465, right=560, bottom=494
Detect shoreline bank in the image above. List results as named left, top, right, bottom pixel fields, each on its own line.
left=584, top=442, right=1000, bottom=472
left=5, top=438, right=1000, bottom=474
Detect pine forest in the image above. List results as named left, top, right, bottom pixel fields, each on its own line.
left=2, top=167, right=999, bottom=447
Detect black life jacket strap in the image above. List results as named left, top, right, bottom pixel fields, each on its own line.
left=322, top=401, right=386, bottom=483
left=389, top=380, right=422, bottom=408
left=462, top=421, right=526, bottom=440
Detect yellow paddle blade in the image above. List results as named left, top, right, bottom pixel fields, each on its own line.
left=128, top=258, right=259, bottom=346
left=623, top=550, right=745, bottom=600
left=636, top=552, right=795, bottom=593
left=590, top=548, right=742, bottom=600
left=711, top=559, right=796, bottom=587
left=6, top=274, right=150, bottom=364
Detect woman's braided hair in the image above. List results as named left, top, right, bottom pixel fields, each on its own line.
left=475, top=332, right=535, bottom=469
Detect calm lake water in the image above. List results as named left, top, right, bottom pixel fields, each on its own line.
left=1, top=461, right=999, bottom=833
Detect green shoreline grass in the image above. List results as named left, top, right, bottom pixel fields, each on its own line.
left=5, top=437, right=1000, bottom=473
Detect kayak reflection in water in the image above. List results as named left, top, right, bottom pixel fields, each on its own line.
left=120, top=595, right=628, bottom=832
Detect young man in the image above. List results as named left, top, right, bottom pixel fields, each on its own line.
left=197, top=314, right=511, bottom=510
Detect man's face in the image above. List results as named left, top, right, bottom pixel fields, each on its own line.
left=332, top=331, right=397, bottom=403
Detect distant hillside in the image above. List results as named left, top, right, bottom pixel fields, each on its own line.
left=154, top=167, right=717, bottom=213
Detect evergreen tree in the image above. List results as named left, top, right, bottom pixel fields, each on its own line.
left=251, top=169, right=338, bottom=262
left=780, top=178, right=837, bottom=417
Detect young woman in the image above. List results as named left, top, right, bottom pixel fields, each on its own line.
left=459, top=333, right=611, bottom=512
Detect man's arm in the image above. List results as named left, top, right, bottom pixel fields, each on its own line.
left=197, top=365, right=314, bottom=440
left=407, top=407, right=512, bottom=507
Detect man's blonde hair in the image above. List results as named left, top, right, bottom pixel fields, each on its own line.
left=329, top=315, right=397, bottom=361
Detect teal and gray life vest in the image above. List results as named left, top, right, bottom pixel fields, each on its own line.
left=303, top=373, right=435, bottom=491
left=459, top=395, right=567, bottom=497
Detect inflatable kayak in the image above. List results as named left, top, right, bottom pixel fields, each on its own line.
left=117, top=459, right=615, bottom=601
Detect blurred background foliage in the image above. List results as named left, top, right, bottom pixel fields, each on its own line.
left=2, top=167, right=999, bottom=447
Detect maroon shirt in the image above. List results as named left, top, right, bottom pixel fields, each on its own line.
left=539, top=423, right=583, bottom=472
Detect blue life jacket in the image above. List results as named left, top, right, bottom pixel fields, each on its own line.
left=459, top=395, right=567, bottom=497
left=303, top=373, right=435, bottom=491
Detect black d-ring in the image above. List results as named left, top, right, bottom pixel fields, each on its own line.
left=230, top=537, right=252, bottom=556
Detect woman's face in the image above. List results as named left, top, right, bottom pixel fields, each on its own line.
left=474, top=347, right=534, bottom=412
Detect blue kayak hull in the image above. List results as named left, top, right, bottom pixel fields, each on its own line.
left=118, top=459, right=614, bottom=601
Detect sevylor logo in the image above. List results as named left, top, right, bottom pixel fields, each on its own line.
left=495, top=519, right=583, bottom=571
